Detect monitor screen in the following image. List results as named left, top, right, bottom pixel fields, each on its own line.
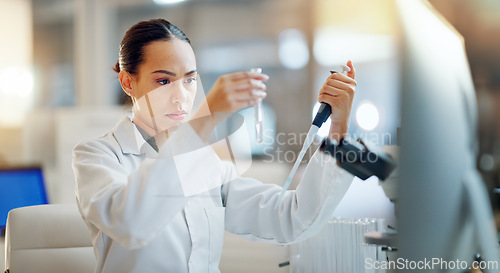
left=0, top=167, right=48, bottom=229
left=396, top=0, right=499, bottom=270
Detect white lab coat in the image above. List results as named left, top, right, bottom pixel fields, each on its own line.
left=72, top=115, right=354, bottom=273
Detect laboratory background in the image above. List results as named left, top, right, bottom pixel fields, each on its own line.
left=1, top=0, right=499, bottom=272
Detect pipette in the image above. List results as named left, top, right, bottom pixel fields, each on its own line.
left=251, top=68, right=264, bottom=143
left=275, top=64, right=351, bottom=208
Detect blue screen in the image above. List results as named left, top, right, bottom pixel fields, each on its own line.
left=0, top=168, right=48, bottom=228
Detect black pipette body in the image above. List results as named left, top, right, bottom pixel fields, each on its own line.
left=312, top=103, right=332, bottom=127
left=312, top=70, right=338, bottom=127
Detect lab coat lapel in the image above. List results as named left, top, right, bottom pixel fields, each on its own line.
left=112, top=116, right=158, bottom=158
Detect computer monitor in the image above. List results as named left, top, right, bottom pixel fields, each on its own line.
left=0, top=166, right=48, bottom=233
left=396, top=0, right=499, bottom=271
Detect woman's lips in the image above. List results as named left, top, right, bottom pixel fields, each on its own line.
left=166, top=111, right=187, bottom=121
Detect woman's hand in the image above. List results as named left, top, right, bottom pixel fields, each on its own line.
left=205, top=71, right=269, bottom=117
left=188, top=71, right=268, bottom=141
left=318, top=60, right=357, bottom=141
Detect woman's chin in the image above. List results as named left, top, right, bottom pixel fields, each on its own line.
left=156, top=117, right=188, bottom=132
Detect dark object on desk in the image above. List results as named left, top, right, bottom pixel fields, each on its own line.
left=320, top=137, right=397, bottom=181
left=278, top=261, right=290, bottom=268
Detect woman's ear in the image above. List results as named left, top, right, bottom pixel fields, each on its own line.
left=119, top=70, right=134, bottom=97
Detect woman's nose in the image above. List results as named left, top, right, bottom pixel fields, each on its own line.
left=171, top=83, right=188, bottom=105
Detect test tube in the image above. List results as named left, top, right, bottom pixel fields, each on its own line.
left=250, top=68, right=263, bottom=143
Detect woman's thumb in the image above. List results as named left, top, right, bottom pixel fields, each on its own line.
left=347, top=60, right=356, bottom=79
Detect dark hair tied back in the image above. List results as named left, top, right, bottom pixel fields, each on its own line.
left=113, top=19, right=190, bottom=74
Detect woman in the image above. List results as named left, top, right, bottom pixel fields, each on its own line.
left=73, top=19, right=357, bottom=273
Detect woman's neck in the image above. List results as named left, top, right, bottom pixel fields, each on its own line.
left=132, top=115, right=158, bottom=137
left=132, top=116, right=170, bottom=148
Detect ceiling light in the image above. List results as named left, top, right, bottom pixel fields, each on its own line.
left=356, top=101, right=380, bottom=131
left=153, top=0, right=187, bottom=5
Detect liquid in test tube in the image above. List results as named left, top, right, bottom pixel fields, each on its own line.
left=250, top=68, right=263, bottom=143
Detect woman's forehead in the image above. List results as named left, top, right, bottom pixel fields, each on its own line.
left=141, top=39, right=196, bottom=73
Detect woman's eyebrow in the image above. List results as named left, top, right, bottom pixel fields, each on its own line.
left=185, top=70, right=197, bottom=76
left=151, top=69, right=197, bottom=76
left=151, top=70, right=176, bottom=76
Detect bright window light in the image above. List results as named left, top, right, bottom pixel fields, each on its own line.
left=356, top=101, right=380, bottom=131
left=0, top=0, right=34, bottom=127
left=0, top=66, right=34, bottom=126
left=153, top=0, right=187, bottom=4
left=0, top=67, right=34, bottom=98
left=313, top=28, right=396, bottom=66
left=278, top=29, right=309, bottom=70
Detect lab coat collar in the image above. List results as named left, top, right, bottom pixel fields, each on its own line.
left=112, top=114, right=158, bottom=158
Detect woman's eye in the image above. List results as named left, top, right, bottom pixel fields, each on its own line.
left=158, top=79, right=170, bottom=85
left=185, top=77, right=196, bottom=84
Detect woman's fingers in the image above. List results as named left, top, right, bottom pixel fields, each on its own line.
left=206, top=70, right=269, bottom=114
left=324, top=78, right=354, bottom=93
left=316, top=60, right=357, bottom=120
left=328, top=71, right=357, bottom=86
left=230, top=78, right=267, bottom=92
left=320, top=78, right=355, bottom=100
left=223, top=72, right=268, bottom=107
